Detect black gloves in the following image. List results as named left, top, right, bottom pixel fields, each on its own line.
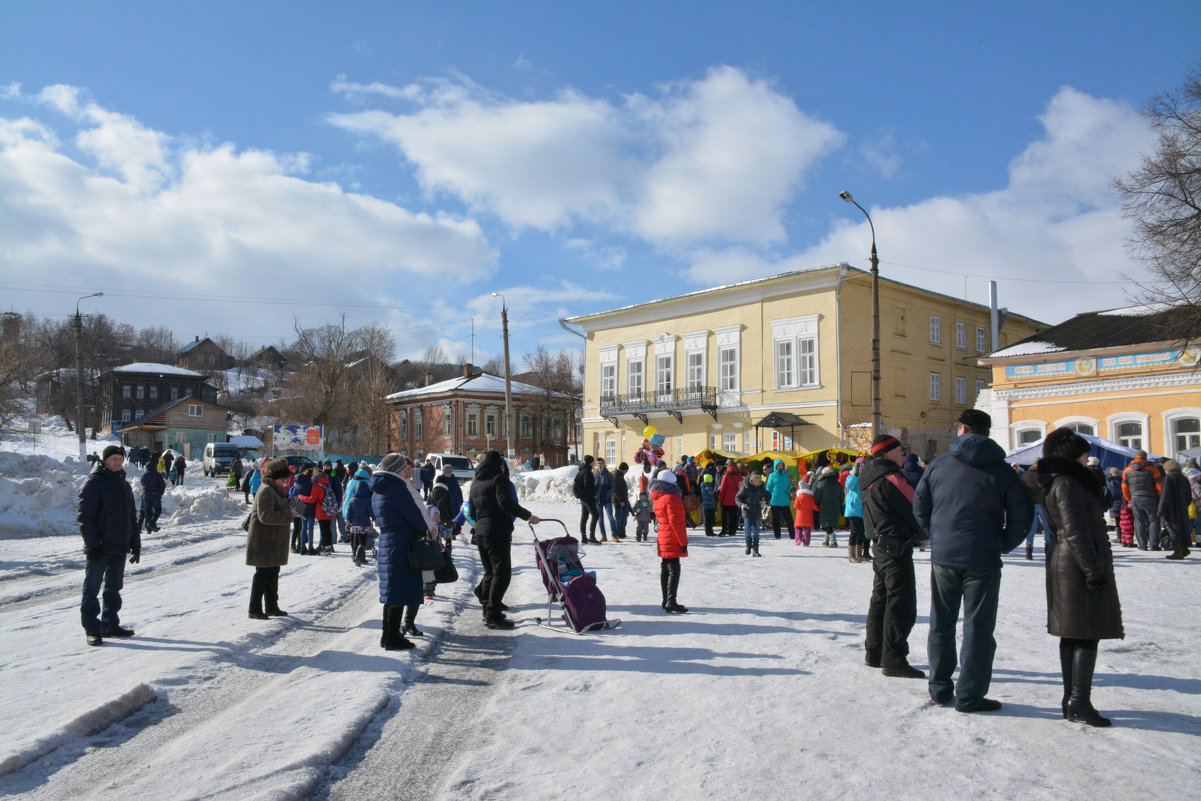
left=681, top=546, right=688, bottom=556
left=1086, top=576, right=1107, bottom=592
left=86, top=548, right=105, bottom=563
left=128, top=549, right=141, bottom=564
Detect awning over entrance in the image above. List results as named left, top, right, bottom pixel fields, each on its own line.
left=752, top=411, right=810, bottom=449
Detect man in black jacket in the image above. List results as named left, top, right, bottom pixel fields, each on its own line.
left=612, top=462, right=630, bottom=540
left=469, top=451, right=539, bottom=629
left=861, top=434, right=927, bottom=678
left=140, top=460, right=166, bottom=532
left=78, top=445, right=141, bottom=646
left=575, top=455, right=600, bottom=544
left=914, top=409, right=1032, bottom=712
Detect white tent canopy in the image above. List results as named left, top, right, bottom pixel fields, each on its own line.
left=1005, top=432, right=1160, bottom=471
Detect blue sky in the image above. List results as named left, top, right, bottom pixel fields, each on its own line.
left=1, top=1, right=1198, bottom=364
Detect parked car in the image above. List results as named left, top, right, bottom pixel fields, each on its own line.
left=283, top=455, right=319, bottom=471
left=202, top=442, right=243, bottom=476
left=427, top=453, right=476, bottom=483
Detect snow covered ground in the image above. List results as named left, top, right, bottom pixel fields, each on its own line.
left=1, top=414, right=1198, bottom=800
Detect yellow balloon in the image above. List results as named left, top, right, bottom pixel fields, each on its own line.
left=643, top=425, right=658, bottom=438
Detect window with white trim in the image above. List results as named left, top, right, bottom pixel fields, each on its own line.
left=466, top=409, right=479, bottom=437
left=149, top=385, right=158, bottom=400
left=723, top=432, right=737, bottom=451
left=1065, top=421, right=1095, bottom=435
left=1115, top=421, right=1143, bottom=450
left=930, top=316, right=941, bottom=344
left=929, top=372, right=941, bottom=401
left=1017, top=429, right=1042, bottom=445
left=956, top=323, right=966, bottom=349
left=772, top=315, right=820, bottom=390
left=655, top=354, right=673, bottom=399
left=605, top=439, right=616, bottom=464
left=975, top=379, right=986, bottom=401
left=955, top=376, right=966, bottom=404
left=976, top=327, right=987, bottom=353
left=136, top=385, right=145, bottom=400
left=485, top=409, right=497, bottom=438
left=709, top=434, right=718, bottom=450
left=122, top=385, right=131, bottom=399
left=414, top=408, right=423, bottom=439
left=443, top=404, right=453, bottom=437
left=775, top=339, right=793, bottom=388
left=520, top=411, right=532, bottom=438
left=686, top=351, right=704, bottom=394
left=399, top=410, right=408, bottom=439
left=601, top=362, right=616, bottom=400
left=627, top=359, right=644, bottom=400
left=188, top=404, right=202, bottom=417
left=718, top=345, right=738, bottom=392
left=121, top=408, right=131, bottom=422
left=1172, top=417, right=1200, bottom=452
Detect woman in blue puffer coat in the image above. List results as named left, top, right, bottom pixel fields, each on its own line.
left=844, top=460, right=869, bottom=562
left=370, top=454, right=430, bottom=651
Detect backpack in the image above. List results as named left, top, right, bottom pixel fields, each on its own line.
left=572, top=468, right=586, bottom=499
left=320, top=485, right=338, bottom=517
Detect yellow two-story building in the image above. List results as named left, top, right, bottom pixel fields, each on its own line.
left=565, top=264, right=1045, bottom=465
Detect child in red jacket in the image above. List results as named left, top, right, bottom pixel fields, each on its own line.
left=652, top=469, right=689, bottom=613
left=793, top=483, right=818, bottom=547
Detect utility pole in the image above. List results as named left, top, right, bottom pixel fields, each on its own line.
left=492, top=292, right=514, bottom=462
left=74, top=292, right=103, bottom=460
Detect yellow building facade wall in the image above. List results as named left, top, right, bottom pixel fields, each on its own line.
left=570, top=265, right=1046, bottom=465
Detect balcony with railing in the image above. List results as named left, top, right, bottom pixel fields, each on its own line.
left=599, top=386, right=718, bottom=425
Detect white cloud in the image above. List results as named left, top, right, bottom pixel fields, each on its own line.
left=327, top=66, right=843, bottom=246
left=0, top=87, right=499, bottom=298
left=751, top=87, right=1156, bottom=323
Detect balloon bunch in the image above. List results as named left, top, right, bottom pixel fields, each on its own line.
left=633, top=425, right=666, bottom=467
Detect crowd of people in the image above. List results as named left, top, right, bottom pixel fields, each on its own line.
left=77, top=421, right=1200, bottom=726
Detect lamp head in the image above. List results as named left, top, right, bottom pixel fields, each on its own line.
left=839, top=190, right=853, bottom=203
left=491, top=292, right=500, bottom=298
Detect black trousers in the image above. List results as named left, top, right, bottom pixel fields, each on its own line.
left=865, top=546, right=917, bottom=668
left=318, top=519, right=333, bottom=549
left=579, top=498, right=599, bottom=538
left=249, top=566, right=281, bottom=613
left=770, top=505, right=793, bottom=538
left=476, top=537, right=512, bottom=615
left=720, top=505, right=738, bottom=536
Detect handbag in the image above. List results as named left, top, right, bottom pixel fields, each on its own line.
left=241, top=512, right=252, bottom=532
left=408, top=537, right=446, bottom=571
left=433, top=548, right=459, bottom=584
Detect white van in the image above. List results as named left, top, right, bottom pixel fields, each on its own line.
left=202, top=442, right=243, bottom=476
left=427, top=453, right=476, bottom=484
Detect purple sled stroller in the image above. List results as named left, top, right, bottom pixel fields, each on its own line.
left=531, top=519, right=620, bottom=633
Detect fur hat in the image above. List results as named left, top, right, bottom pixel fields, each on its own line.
left=101, top=444, right=125, bottom=461
left=958, top=408, right=992, bottom=433
left=264, top=457, right=291, bottom=480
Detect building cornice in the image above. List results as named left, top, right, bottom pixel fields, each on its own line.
left=991, top=371, right=1201, bottom=402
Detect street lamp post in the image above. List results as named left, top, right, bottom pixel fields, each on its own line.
left=839, top=191, right=882, bottom=440
left=74, top=292, right=104, bottom=460
left=491, top=292, right=514, bottom=463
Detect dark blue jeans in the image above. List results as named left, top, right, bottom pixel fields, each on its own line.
left=81, top=552, right=127, bottom=635
left=614, top=503, right=629, bottom=538
left=927, top=564, right=1002, bottom=708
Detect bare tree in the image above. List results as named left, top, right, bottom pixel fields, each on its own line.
left=482, top=355, right=505, bottom=375
left=520, top=345, right=583, bottom=454
left=1114, top=62, right=1201, bottom=341
left=130, top=326, right=178, bottom=364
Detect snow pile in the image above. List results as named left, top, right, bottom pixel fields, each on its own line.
left=513, top=464, right=640, bottom=504
left=163, top=484, right=247, bottom=526
left=0, top=452, right=93, bottom=536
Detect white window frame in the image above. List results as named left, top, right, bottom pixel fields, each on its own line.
left=723, top=432, right=737, bottom=451
left=709, top=434, right=718, bottom=450
left=929, top=372, right=941, bottom=402
left=443, top=404, right=453, bottom=437
left=121, top=408, right=131, bottom=422
left=399, top=410, right=408, bottom=439
left=1162, top=407, right=1201, bottom=454
left=136, top=384, right=145, bottom=400
left=975, top=379, right=987, bottom=402
left=188, top=404, right=202, bottom=417
left=715, top=325, right=742, bottom=395
left=655, top=355, right=673, bottom=399
left=122, top=385, right=131, bottom=399
left=519, top=411, right=532, bottom=439
left=1054, top=415, right=1099, bottom=436
left=956, top=322, right=966, bottom=349
left=605, top=439, right=617, bottom=464
left=771, top=315, right=820, bottom=391
left=601, top=362, right=617, bottom=400
left=1014, top=426, right=1044, bottom=446
left=976, top=327, right=987, bottom=353
left=930, top=316, right=942, bottom=344
left=414, top=408, right=423, bottom=439
left=466, top=408, right=479, bottom=438
left=1107, top=412, right=1148, bottom=451
left=484, top=409, right=498, bottom=439
left=686, top=351, right=704, bottom=394
left=955, top=376, right=966, bottom=405
left=627, top=359, right=644, bottom=401
left=149, top=385, right=158, bottom=400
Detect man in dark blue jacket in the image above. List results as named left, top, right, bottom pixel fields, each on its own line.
left=78, top=445, right=141, bottom=646
left=914, top=409, right=1032, bottom=713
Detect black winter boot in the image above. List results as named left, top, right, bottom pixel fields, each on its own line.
left=402, top=604, right=423, bottom=636
left=660, top=561, right=670, bottom=610
left=382, top=605, right=415, bottom=650
left=665, top=562, right=688, bottom=613
left=1059, top=639, right=1075, bottom=719
left=249, top=572, right=268, bottom=619
left=1067, top=645, right=1111, bottom=727
left=265, top=571, right=287, bottom=616
left=1026, top=543, right=1034, bottom=560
